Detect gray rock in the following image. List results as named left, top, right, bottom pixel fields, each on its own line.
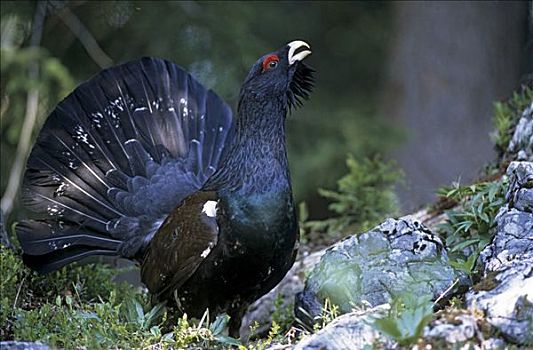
left=507, top=102, right=533, bottom=161
left=466, top=162, right=533, bottom=345
left=0, top=342, right=51, bottom=350
left=480, top=338, right=507, bottom=350
left=424, top=313, right=481, bottom=344
left=296, top=217, right=467, bottom=324
left=293, top=304, right=397, bottom=350
left=506, top=161, right=533, bottom=212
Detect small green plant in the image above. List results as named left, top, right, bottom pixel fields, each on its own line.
left=247, top=320, right=290, bottom=350
left=491, top=86, right=532, bottom=156
left=209, top=313, right=243, bottom=347
left=305, top=155, right=402, bottom=237
left=372, top=293, right=434, bottom=346
left=124, top=298, right=167, bottom=331
left=266, top=320, right=281, bottom=344
left=437, top=179, right=507, bottom=275
left=313, top=298, right=340, bottom=332
left=271, top=292, right=295, bottom=332
left=167, top=312, right=242, bottom=349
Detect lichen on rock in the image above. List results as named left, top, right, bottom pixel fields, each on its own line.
left=293, top=305, right=395, bottom=350
left=295, top=218, right=467, bottom=325
left=0, top=342, right=51, bottom=350
left=466, top=161, right=533, bottom=345
left=424, top=312, right=482, bottom=344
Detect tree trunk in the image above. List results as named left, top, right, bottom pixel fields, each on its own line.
left=382, top=1, right=528, bottom=211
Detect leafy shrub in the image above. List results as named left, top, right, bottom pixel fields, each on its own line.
left=305, top=155, right=402, bottom=237
left=436, top=179, right=507, bottom=275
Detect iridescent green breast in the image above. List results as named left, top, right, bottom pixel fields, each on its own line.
left=218, top=189, right=297, bottom=250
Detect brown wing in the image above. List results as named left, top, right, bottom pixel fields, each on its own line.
left=140, top=191, right=219, bottom=298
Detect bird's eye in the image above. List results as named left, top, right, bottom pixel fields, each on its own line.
left=262, top=55, right=279, bottom=72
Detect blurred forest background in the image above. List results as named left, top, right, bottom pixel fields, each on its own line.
left=1, top=1, right=531, bottom=227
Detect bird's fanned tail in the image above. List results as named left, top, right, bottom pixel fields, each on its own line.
left=17, top=57, right=234, bottom=273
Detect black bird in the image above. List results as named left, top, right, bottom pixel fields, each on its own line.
left=16, top=40, right=314, bottom=335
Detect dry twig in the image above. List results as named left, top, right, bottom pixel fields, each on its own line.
left=49, top=1, right=113, bottom=69
left=1, top=1, right=47, bottom=220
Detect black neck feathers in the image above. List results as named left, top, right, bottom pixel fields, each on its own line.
left=204, top=95, right=290, bottom=194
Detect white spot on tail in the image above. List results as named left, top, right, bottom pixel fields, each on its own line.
left=202, top=200, right=217, bottom=218
left=180, top=98, right=188, bottom=117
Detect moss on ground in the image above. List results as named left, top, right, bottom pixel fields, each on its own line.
left=0, top=246, right=244, bottom=349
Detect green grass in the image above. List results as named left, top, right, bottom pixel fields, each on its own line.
left=0, top=246, right=240, bottom=349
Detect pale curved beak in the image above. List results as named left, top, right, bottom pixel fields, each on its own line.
left=288, top=40, right=311, bottom=65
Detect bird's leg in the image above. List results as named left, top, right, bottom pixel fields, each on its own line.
left=228, top=302, right=248, bottom=339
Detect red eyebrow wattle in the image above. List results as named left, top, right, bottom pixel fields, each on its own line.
left=262, top=54, right=279, bottom=71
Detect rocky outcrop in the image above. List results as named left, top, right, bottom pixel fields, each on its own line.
left=0, top=342, right=51, bottom=350
left=507, top=102, right=532, bottom=161
left=295, top=218, right=467, bottom=325
left=424, top=311, right=507, bottom=349
left=424, top=312, right=483, bottom=344
left=465, top=161, right=533, bottom=345
left=290, top=161, right=533, bottom=349
left=293, top=305, right=395, bottom=350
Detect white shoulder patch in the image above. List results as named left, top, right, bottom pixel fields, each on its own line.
left=202, top=200, right=217, bottom=218
left=200, top=246, right=212, bottom=258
